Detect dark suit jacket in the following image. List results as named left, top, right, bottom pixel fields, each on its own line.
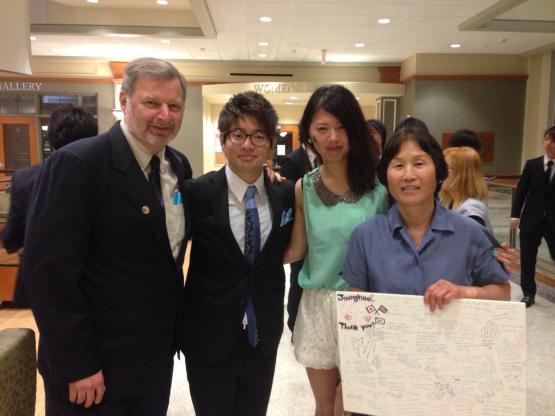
left=511, top=156, right=555, bottom=231
left=182, top=167, right=295, bottom=363
left=1, top=165, right=40, bottom=253
left=23, top=122, right=192, bottom=399
left=280, top=148, right=311, bottom=184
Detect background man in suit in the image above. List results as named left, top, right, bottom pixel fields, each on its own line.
left=280, top=143, right=317, bottom=336
left=511, top=125, right=555, bottom=307
left=23, top=57, right=192, bottom=415
left=183, top=91, right=295, bottom=416
left=0, top=104, right=97, bottom=309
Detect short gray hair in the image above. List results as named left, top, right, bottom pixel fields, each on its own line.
left=121, top=57, right=187, bottom=100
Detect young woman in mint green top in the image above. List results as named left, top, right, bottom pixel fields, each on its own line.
left=284, top=85, right=387, bottom=416
left=298, top=168, right=387, bottom=291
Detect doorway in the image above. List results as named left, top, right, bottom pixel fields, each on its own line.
left=0, top=116, right=39, bottom=169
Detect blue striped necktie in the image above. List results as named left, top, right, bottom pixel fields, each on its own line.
left=244, top=185, right=259, bottom=347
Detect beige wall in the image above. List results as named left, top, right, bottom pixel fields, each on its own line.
left=521, top=51, right=553, bottom=165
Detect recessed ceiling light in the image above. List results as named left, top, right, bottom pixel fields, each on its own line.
left=86, top=0, right=99, bottom=3
left=259, top=16, right=272, bottom=23
left=258, top=53, right=268, bottom=58
left=157, top=0, right=168, bottom=5
left=285, top=101, right=293, bottom=105
left=160, top=39, right=171, bottom=44
left=258, top=41, right=269, bottom=46
left=356, top=97, right=360, bottom=100
left=30, top=35, right=37, bottom=41
left=355, top=43, right=365, bottom=48
left=377, top=18, right=391, bottom=24
left=289, top=96, right=298, bottom=100
left=450, top=43, right=461, bottom=48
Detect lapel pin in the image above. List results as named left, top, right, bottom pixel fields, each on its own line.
left=141, top=205, right=150, bottom=215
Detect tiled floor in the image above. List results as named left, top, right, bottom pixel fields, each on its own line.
left=1, top=276, right=554, bottom=416
left=166, top=276, right=555, bottom=416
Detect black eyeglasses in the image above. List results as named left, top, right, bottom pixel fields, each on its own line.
left=226, top=129, right=269, bottom=147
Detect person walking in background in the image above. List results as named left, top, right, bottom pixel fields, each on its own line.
left=183, top=92, right=295, bottom=416
left=511, top=125, right=555, bottom=308
left=284, top=85, right=388, bottom=416
left=280, top=142, right=318, bottom=337
left=23, top=57, right=192, bottom=415
left=366, top=119, right=387, bottom=157
left=0, top=104, right=97, bottom=309
left=448, top=128, right=482, bottom=153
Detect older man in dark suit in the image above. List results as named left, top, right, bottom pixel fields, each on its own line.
left=23, top=57, right=191, bottom=415
left=511, top=125, right=555, bottom=307
left=0, top=105, right=97, bottom=308
left=183, top=92, right=295, bottom=416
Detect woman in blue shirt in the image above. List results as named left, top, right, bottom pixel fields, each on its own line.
left=344, top=127, right=510, bottom=315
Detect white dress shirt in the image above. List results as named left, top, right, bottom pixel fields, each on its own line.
left=120, top=120, right=185, bottom=260
left=225, top=165, right=272, bottom=254
left=544, top=154, right=554, bottom=183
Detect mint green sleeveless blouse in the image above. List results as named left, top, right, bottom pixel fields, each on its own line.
left=298, top=169, right=388, bottom=290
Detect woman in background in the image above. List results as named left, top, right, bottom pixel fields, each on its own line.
left=284, top=85, right=388, bottom=416
left=440, top=146, right=492, bottom=230
left=366, top=119, right=387, bottom=157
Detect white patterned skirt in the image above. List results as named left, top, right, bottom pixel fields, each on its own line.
left=293, top=288, right=339, bottom=369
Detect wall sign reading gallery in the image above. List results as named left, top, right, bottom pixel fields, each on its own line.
left=0, top=82, right=42, bottom=92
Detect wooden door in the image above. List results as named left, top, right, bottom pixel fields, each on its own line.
left=0, top=116, right=39, bottom=169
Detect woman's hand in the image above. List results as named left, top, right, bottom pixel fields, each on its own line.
left=423, top=279, right=466, bottom=312
left=493, top=243, right=517, bottom=274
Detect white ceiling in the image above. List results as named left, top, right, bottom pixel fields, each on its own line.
left=28, top=0, right=555, bottom=63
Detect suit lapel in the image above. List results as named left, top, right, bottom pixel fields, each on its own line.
left=110, top=124, right=173, bottom=259
left=259, top=177, right=283, bottom=259
left=166, top=148, right=190, bottom=264
left=209, top=168, right=247, bottom=262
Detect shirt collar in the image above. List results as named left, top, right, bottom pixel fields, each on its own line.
left=544, top=154, right=554, bottom=166
left=225, top=165, right=266, bottom=201
left=387, top=201, right=455, bottom=235
left=120, top=119, right=165, bottom=171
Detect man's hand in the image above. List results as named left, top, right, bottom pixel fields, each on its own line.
left=69, top=370, right=105, bottom=408
left=510, top=218, right=519, bottom=230
left=263, top=164, right=285, bottom=183
left=494, top=243, right=517, bottom=274
left=423, top=279, right=466, bottom=312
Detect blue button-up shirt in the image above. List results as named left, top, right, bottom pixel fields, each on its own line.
left=343, top=203, right=509, bottom=294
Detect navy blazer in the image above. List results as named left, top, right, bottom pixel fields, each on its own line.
left=182, top=167, right=295, bottom=363
left=1, top=165, right=40, bottom=253
left=23, top=122, right=192, bottom=398
left=511, top=156, right=555, bottom=231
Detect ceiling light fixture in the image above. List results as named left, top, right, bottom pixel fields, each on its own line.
left=377, top=18, right=390, bottom=24
left=355, top=43, right=365, bottom=48
left=259, top=53, right=268, bottom=58
left=30, top=35, right=37, bottom=41
left=258, top=41, right=269, bottom=46
left=157, top=0, right=169, bottom=5
left=285, top=101, right=293, bottom=105
left=160, top=39, right=171, bottom=44
left=259, top=16, right=272, bottom=23
left=450, top=43, right=461, bottom=48
left=289, top=96, right=298, bottom=100
left=87, top=0, right=99, bottom=3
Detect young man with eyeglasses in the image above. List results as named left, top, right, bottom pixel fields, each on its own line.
left=182, top=91, right=295, bottom=415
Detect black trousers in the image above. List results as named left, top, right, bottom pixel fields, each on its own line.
left=519, top=218, right=555, bottom=297
left=44, top=365, right=173, bottom=416
left=286, top=260, right=304, bottom=333
left=185, top=331, right=278, bottom=416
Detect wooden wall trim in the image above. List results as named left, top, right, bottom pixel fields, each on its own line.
left=401, top=74, right=528, bottom=84
left=378, top=66, right=401, bottom=84
left=0, top=76, right=208, bottom=86
left=0, top=76, right=115, bottom=84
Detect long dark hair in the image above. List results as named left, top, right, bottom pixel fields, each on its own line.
left=299, top=85, right=378, bottom=195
